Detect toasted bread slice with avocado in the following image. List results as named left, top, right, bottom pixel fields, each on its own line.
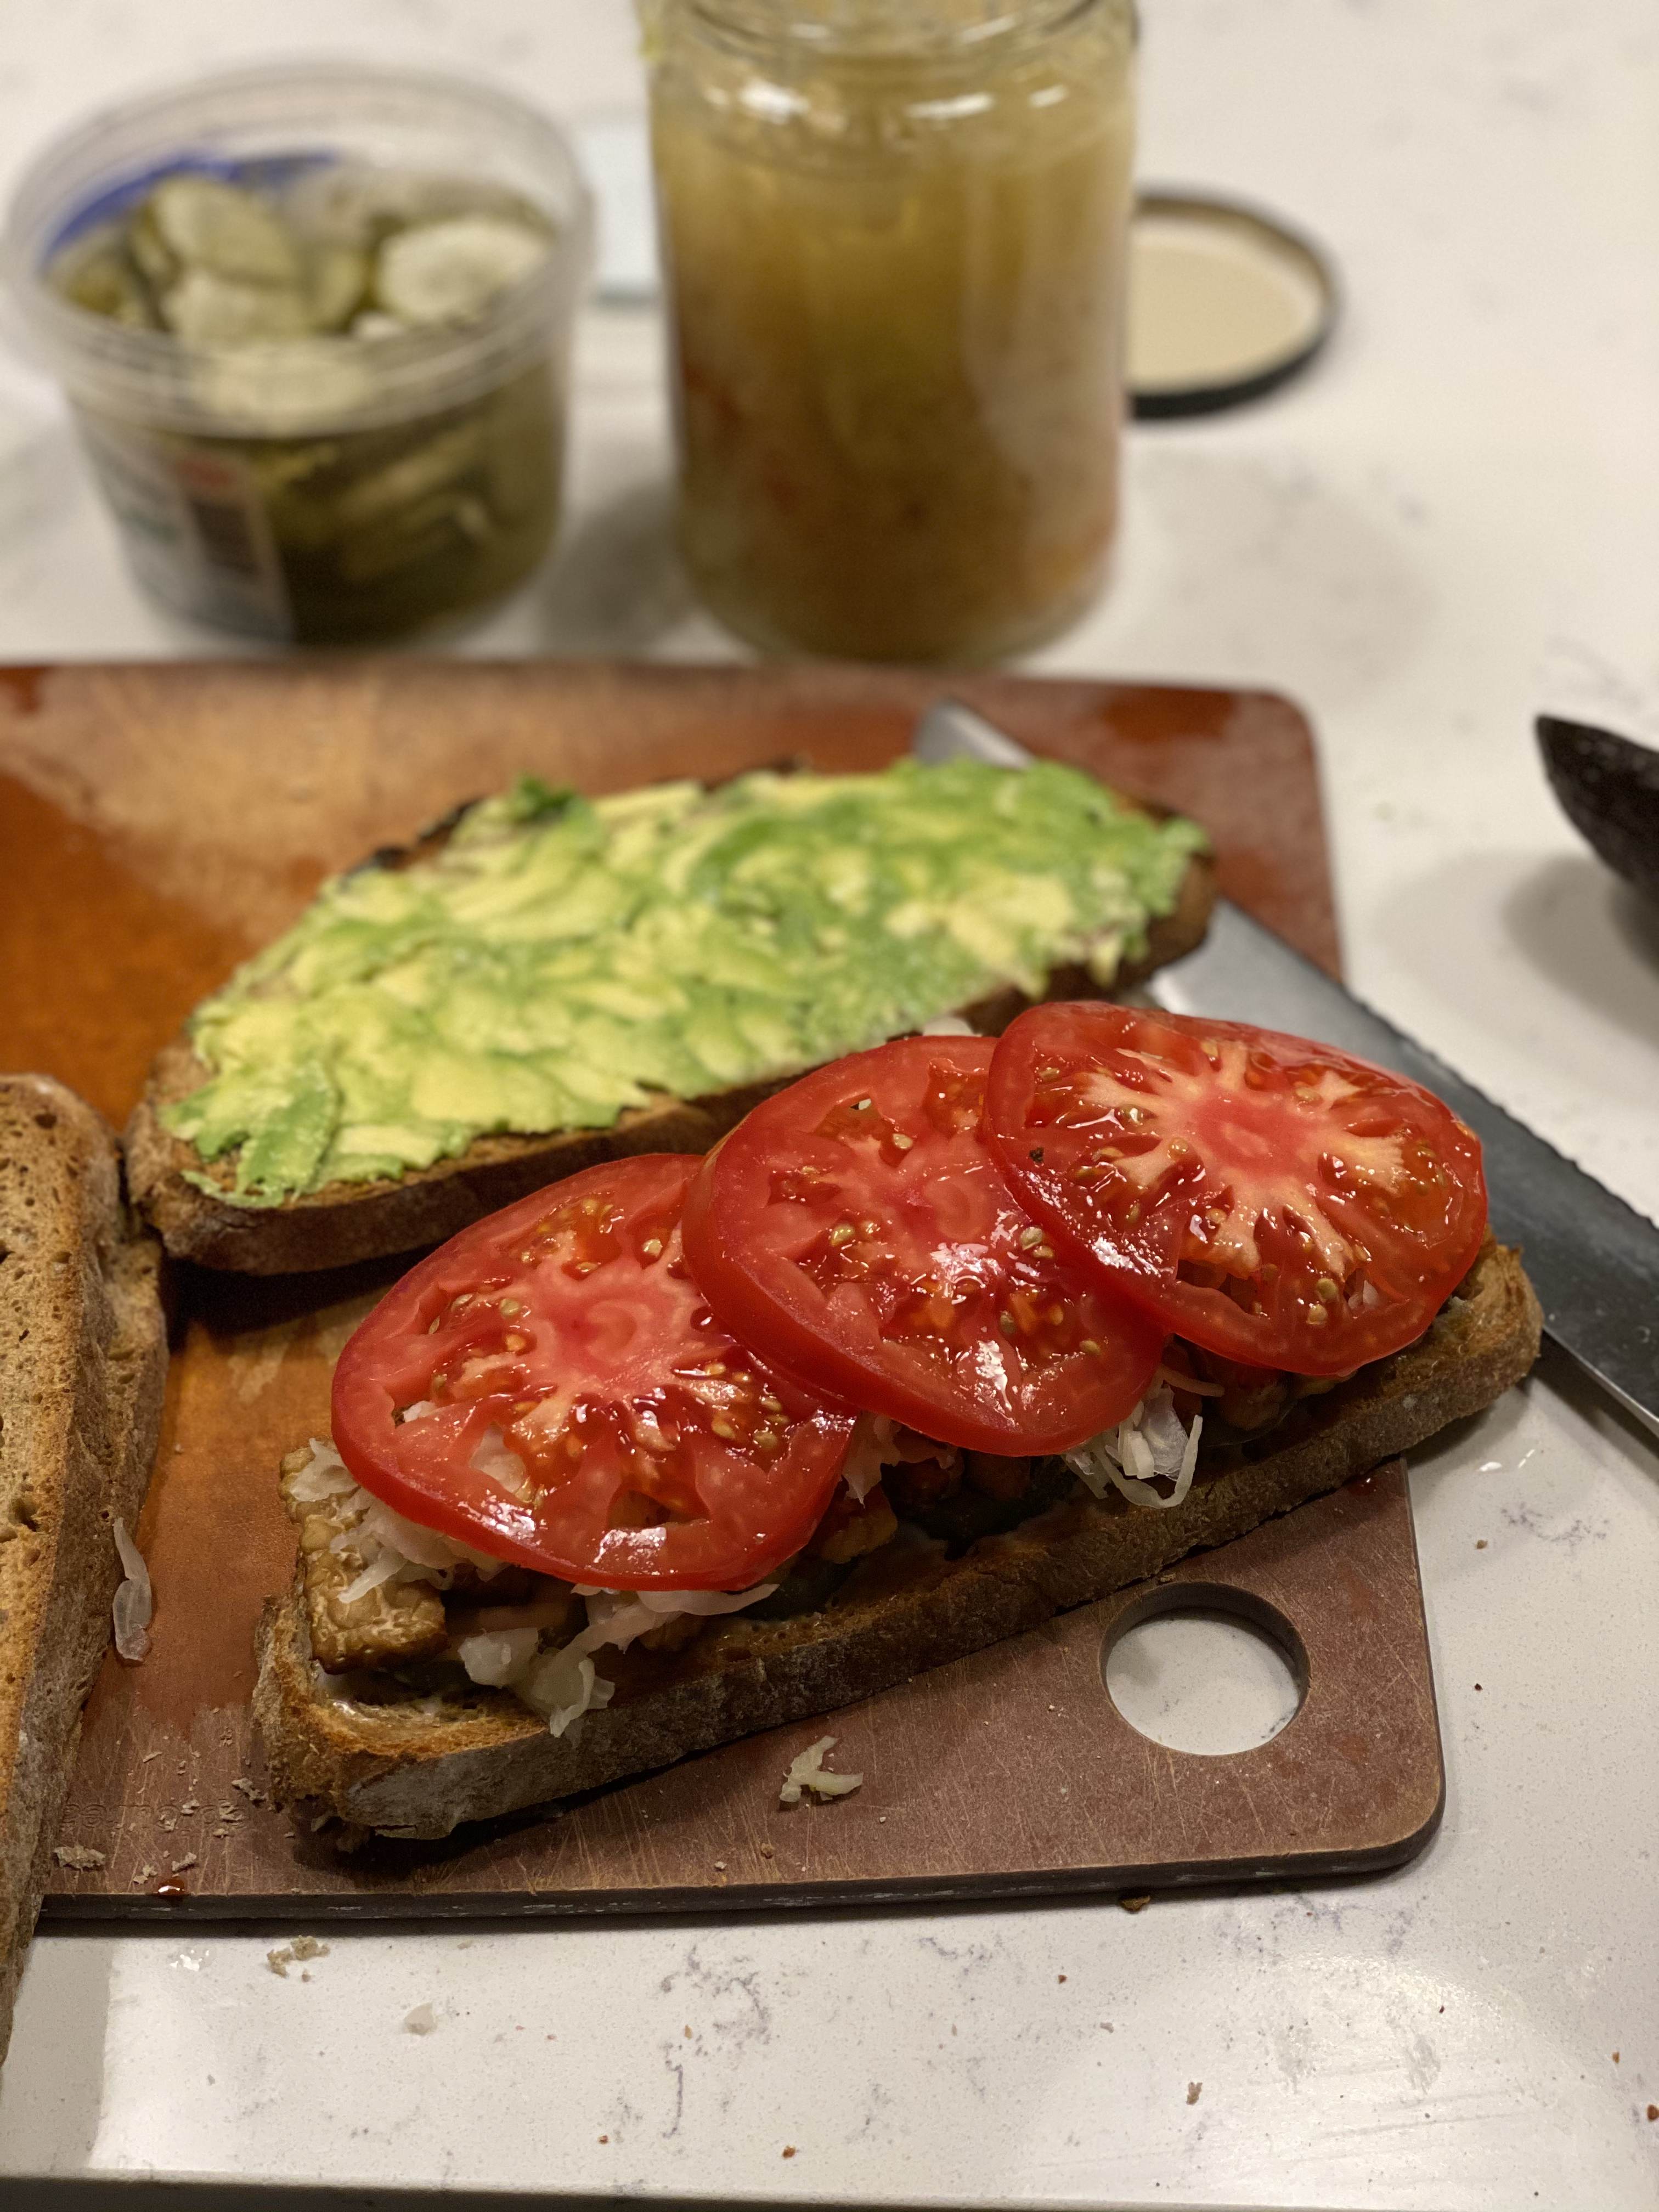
left=127, top=763, right=1215, bottom=1276
left=253, top=1237, right=1538, bottom=1841
left=0, top=1077, right=167, bottom=2063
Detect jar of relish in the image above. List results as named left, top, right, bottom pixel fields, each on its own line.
left=647, top=0, right=1137, bottom=662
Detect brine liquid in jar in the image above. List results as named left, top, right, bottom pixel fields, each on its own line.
left=647, top=0, right=1137, bottom=663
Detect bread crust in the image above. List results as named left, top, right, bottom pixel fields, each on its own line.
left=0, top=1077, right=168, bottom=2062
left=126, top=834, right=1215, bottom=1276
left=254, top=1239, right=1539, bottom=1840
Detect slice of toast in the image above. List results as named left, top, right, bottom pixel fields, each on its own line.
left=0, top=1077, right=168, bottom=2064
left=255, top=1239, right=1539, bottom=1841
left=126, top=812, right=1215, bottom=1278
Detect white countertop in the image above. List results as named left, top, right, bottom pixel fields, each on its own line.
left=1, top=2, right=1656, bottom=2205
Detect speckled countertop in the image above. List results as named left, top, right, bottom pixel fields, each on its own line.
left=0, top=2, right=1655, bottom=2206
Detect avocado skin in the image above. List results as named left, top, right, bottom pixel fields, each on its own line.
left=1537, top=715, right=1659, bottom=902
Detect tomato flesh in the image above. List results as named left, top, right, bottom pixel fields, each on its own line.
left=681, top=1036, right=1163, bottom=1455
left=985, top=1004, right=1488, bottom=1374
left=330, top=1155, right=855, bottom=1590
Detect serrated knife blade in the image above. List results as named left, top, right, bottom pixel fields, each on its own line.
left=913, top=699, right=1659, bottom=1438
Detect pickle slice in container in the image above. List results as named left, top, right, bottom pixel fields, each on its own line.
left=53, top=236, right=160, bottom=328
left=142, top=174, right=303, bottom=286
left=162, top=267, right=314, bottom=343
left=375, top=216, right=550, bottom=325
left=306, top=242, right=370, bottom=331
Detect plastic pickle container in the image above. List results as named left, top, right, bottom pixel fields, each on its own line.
left=2, top=61, right=592, bottom=644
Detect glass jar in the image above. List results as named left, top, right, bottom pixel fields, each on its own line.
left=3, top=63, right=591, bottom=645
left=646, top=0, right=1137, bottom=663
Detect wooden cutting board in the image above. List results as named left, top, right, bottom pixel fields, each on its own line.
left=0, top=659, right=1441, bottom=1917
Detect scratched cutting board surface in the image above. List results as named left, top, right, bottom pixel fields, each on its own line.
left=0, top=657, right=1441, bottom=1917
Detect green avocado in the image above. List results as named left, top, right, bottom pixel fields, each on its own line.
left=166, top=759, right=1207, bottom=1205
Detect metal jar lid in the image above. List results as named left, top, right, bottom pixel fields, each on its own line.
left=1128, top=191, right=1339, bottom=419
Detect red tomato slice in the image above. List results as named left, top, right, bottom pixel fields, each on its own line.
left=984, top=1004, right=1488, bottom=1374
left=330, top=1155, right=855, bottom=1592
left=680, top=1036, right=1164, bottom=1455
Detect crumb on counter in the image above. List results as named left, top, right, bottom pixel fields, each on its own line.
left=267, top=1936, right=330, bottom=1979
left=1119, top=1893, right=1152, bottom=1914
left=404, top=2001, right=438, bottom=2035
left=782, top=2146, right=797, bottom=2159
left=1187, top=2081, right=1203, bottom=2105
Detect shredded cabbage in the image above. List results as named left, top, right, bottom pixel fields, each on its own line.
left=111, top=1518, right=153, bottom=1662
left=1065, top=1383, right=1203, bottom=1513
left=780, top=1735, right=863, bottom=1805
left=469, top=1423, right=531, bottom=1499
left=456, top=1624, right=541, bottom=1688
left=840, top=1413, right=957, bottom=1504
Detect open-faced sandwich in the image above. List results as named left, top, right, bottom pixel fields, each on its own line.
left=125, top=756, right=1213, bottom=1273
left=256, top=1007, right=1541, bottom=1839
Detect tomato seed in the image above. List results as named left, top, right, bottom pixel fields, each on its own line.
left=892, top=1132, right=915, bottom=1151
left=642, top=1238, right=663, bottom=1258
left=829, top=1223, right=856, bottom=1247
left=1079, top=1340, right=1101, bottom=1356
left=1019, top=1226, right=1044, bottom=1249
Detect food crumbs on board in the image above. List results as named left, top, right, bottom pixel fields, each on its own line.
left=782, top=2146, right=797, bottom=2159
left=1187, top=2081, right=1203, bottom=2105
left=760, top=1843, right=776, bottom=1858
left=53, top=1844, right=105, bottom=1870
left=713, top=1859, right=726, bottom=1871
left=598, top=2136, right=609, bottom=2145
left=1612, top=2051, right=1620, bottom=2063
left=171, top=1853, right=198, bottom=1873
left=1475, top=1683, right=1483, bottom=1692
left=1476, top=1539, right=1488, bottom=1549
left=404, top=2003, right=438, bottom=2035
left=1057, top=1974, right=1067, bottom=1984
left=1646, top=2104, right=1657, bottom=2121
left=1119, top=1894, right=1152, bottom=1914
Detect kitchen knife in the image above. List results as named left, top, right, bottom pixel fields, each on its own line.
left=913, top=699, right=1659, bottom=1439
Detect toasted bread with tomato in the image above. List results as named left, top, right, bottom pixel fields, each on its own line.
left=125, top=771, right=1215, bottom=1278
left=0, top=1077, right=167, bottom=2062
left=254, top=1236, right=1539, bottom=1841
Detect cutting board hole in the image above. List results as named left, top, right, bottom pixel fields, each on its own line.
left=1102, top=1591, right=1306, bottom=1756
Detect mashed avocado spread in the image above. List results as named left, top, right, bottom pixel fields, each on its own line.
left=167, top=759, right=1207, bottom=1205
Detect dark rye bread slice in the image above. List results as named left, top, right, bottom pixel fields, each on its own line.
left=255, top=1239, right=1539, bottom=1841
left=0, top=1078, right=168, bottom=2064
left=126, top=814, right=1215, bottom=1277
